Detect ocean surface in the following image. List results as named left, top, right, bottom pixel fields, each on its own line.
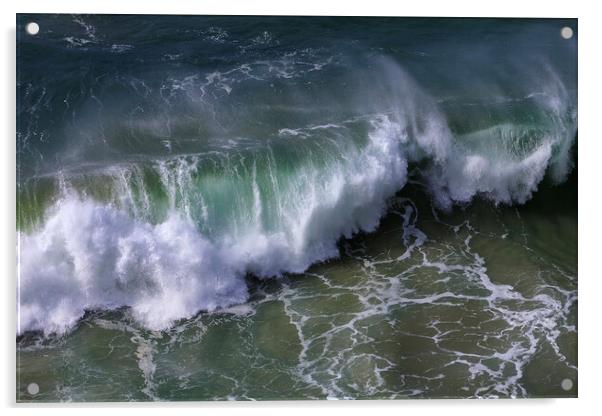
left=16, top=14, right=577, bottom=401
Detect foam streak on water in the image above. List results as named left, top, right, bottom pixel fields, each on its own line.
left=271, top=198, right=577, bottom=399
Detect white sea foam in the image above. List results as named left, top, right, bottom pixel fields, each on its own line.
left=18, top=115, right=408, bottom=335
left=18, top=199, right=247, bottom=334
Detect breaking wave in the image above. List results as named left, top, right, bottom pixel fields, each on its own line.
left=17, top=57, right=576, bottom=335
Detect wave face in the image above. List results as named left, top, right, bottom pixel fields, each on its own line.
left=17, top=16, right=577, bottom=335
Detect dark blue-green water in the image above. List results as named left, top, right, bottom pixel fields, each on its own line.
left=17, top=14, right=577, bottom=401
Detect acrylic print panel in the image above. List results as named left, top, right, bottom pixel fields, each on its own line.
left=16, top=14, right=577, bottom=401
